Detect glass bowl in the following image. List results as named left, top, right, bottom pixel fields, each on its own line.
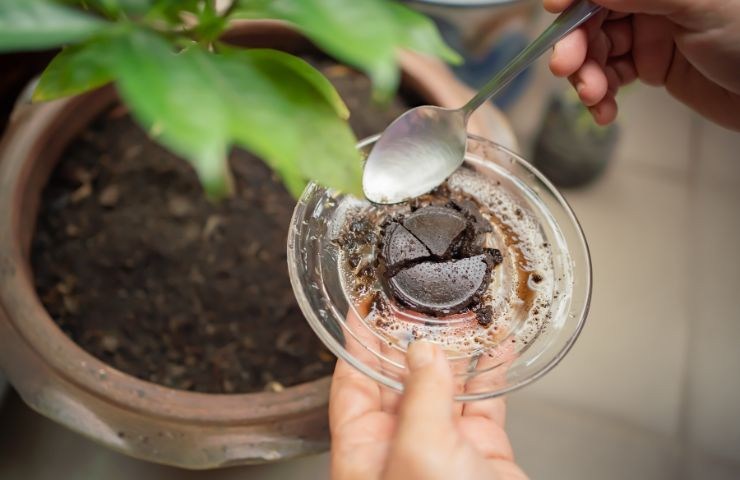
left=288, top=134, right=591, bottom=400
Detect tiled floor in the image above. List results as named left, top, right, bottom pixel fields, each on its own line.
left=512, top=81, right=698, bottom=440
left=2, top=61, right=739, bottom=480
left=685, top=118, right=740, bottom=463
left=507, top=395, right=682, bottom=480
left=523, top=153, right=691, bottom=438
left=506, top=77, right=740, bottom=479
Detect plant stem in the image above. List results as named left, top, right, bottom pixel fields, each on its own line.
left=222, top=0, right=238, bottom=19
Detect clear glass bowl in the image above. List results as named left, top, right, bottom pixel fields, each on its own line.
left=288, top=134, right=591, bottom=400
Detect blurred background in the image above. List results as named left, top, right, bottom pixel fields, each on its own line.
left=1, top=1, right=739, bottom=479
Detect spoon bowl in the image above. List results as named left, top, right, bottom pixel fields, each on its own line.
left=362, top=106, right=466, bottom=204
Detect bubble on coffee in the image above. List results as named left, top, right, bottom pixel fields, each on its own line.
left=335, top=165, right=558, bottom=357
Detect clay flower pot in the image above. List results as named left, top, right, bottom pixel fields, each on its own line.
left=0, top=21, right=516, bottom=469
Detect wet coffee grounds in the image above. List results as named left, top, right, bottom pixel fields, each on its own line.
left=380, top=202, right=503, bottom=322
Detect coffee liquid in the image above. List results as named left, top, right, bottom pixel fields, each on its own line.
left=336, top=166, right=559, bottom=357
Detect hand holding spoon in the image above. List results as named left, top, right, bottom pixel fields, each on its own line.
left=362, top=0, right=602, bottom=204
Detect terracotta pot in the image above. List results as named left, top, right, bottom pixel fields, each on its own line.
left=0, top=21, right=516, bottom=469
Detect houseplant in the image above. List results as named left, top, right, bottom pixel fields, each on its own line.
left=0, top=0, right=464, bottom=198
left=0, top=0, right=516, bottom=468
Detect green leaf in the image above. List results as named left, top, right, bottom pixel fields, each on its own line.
left=145, top=0, right=202, bottom=25
left=242, top=49, right=349, bottom=120
left=0, top=0, right=107, bottom=52
left=237, top=0, right=398, bottom=98
left=83, top=0, right=152, bottom=18
left=193, top=1, right=227, bottom=43
left=33, top=38, right=115, bottom=101
left=111, top=30, right=231, bottom=197
left=106, top=29, right=361, bottom=198
left=235, top=0, right=460, bottom=99
left=221, top=48, right=361, bottom=196
left=386, top=2, right=461, bottom=65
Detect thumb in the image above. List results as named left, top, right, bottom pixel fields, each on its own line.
left=395, top=341, right=455, bottom=443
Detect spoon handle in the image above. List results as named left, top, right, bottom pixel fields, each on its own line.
left=462, top=0, right=603, bottom=118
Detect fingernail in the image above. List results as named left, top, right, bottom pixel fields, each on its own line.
left=576, top=81, right=586, bottom=95
left=407, top=341, right=436, bottom=370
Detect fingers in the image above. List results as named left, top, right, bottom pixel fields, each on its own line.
left=589, top=95, right=618, bottom=125
left=597, top=0, right=696, bottom=16
left=458, top=416, right=515, bottom=460
left=394, top=341, right=456, bottom=443
left=381, top=385, right=402, bottom=414
left=329, top=359, right=381, bottom=435
left=379, top=340, right=404, bottom=414
left=603, top=16, right=633, bottom=57
left=609, top=55, right=638, bottom=86
left=383, top=342, right=458, bottom=479
left=546, top=4, right=636, bottom=125
left=584, top=52, right=636, bottom=125
left=570, top=58, right=609, bottom=106
left=462, top=354, right=513, bottom=427
left=544, top=0, right=694, bottom=15
left=605, top=64, right=620, bottom=96
left=549, top=11, right=604, bottom=77
left=550, top=27, right=589, bottom=77
left=543, top=0, right=572, bottom=13
left=329, top=306, right=383, bottom=435
left=631, top=14, right=677, bottom=86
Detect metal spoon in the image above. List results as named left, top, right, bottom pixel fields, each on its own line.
left=362, top=0, right=602, bottom=204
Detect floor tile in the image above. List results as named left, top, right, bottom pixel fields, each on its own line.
left=613, top=85, right=695, bottom=181
left=685, top=121, right=740, bottom=462
left=687, top=451, right=740, bottom=480
left=523, top=163, right=691, bottom=438
left=507, top=394, right=680, bottom=480
left=693, top=118, right=740, bottom=188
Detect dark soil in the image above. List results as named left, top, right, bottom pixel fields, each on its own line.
left=31, top=59, right=410, bottom=394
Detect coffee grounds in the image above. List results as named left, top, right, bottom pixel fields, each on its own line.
left=380, top=203, right=502, bottom=318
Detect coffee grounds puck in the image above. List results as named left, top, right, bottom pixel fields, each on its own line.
left=382, top=222, right=431, bottom=272
left=402, top=206, right=467, bottom=257
left=388, top=254, right=491, bottom=314
left=379, top=204, right=502, bottom=317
